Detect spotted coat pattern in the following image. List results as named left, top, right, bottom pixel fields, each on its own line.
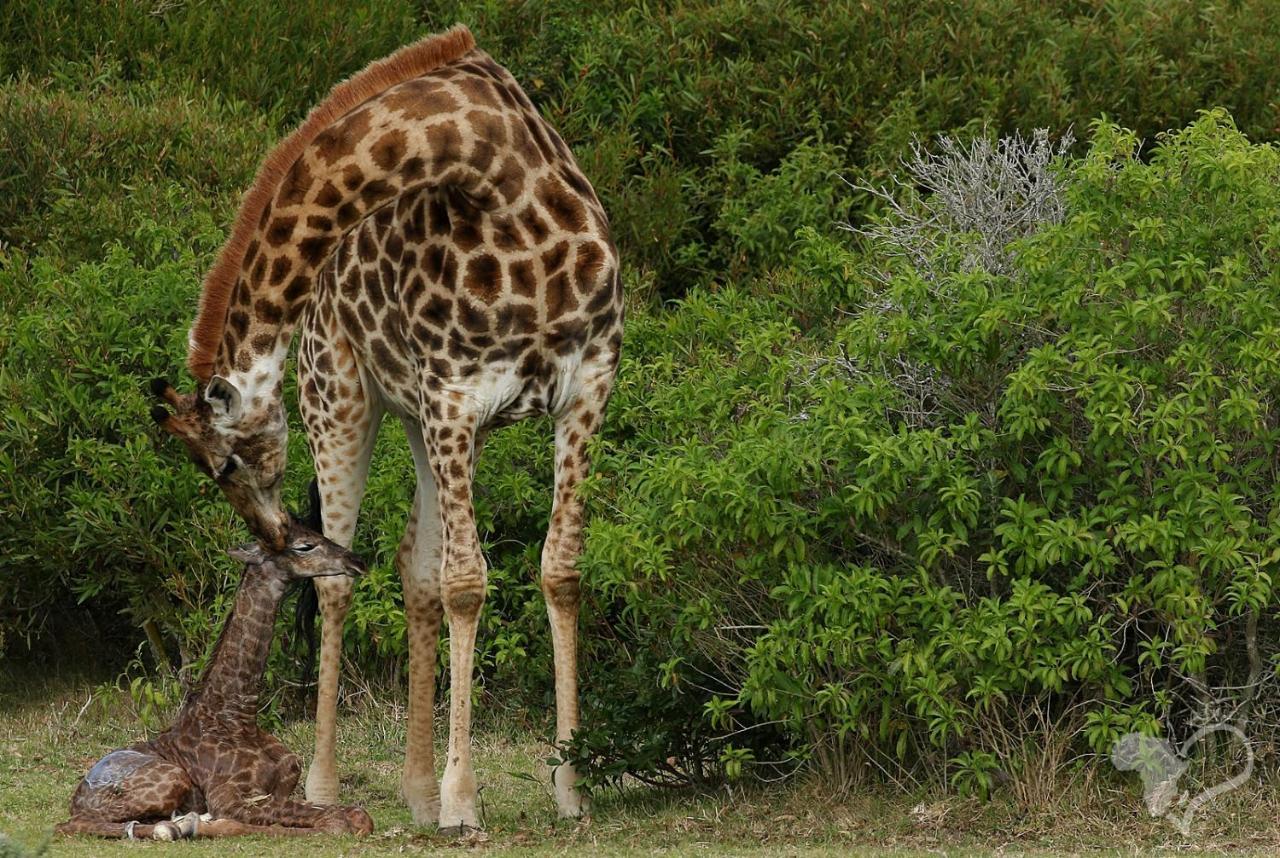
left=156, top=34, right=621, bottom=832
left=56, top=530, right=372, bottom=840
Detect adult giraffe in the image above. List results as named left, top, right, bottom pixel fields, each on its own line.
left=152, top=24, right=622, bottom=832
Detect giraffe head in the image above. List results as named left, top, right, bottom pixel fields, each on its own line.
left=151, top=376, right=290, bottom=551
left=227, top=519, right=366, bottom=581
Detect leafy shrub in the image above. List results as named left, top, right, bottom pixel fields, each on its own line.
left=8, top=1, right=1280, bottom=292
left=0, top=76, right=269, bottom=262
left=566, top=112, right=1280, bottom=796
left=0, top=0, right=420, bottom=124
left=0, top=215, right=235, bottom=660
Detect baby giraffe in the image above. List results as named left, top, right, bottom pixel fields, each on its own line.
left=57, top=522, right=374, bottom=840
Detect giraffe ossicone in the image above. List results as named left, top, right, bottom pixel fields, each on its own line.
left=153, top=23, right=622, bottom=830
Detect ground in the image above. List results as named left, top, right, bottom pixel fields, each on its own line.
left=2, top=678, right=1278, bottom=856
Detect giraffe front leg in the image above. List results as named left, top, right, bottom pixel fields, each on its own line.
left=208, top=786, right=373, bottom=835
left=425, top=406, right=485, bottom=833
left=268, top=754, right=303, bottom=801
left=399, top=421, right=445, bottom=825
left=542, top=399, right=605, bottom=818
left=306, top=573, right=354, bottom=805
left=297, top=312, right=382, bottom=806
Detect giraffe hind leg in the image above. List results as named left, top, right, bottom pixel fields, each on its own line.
left=422, top=401, right=485, bottom=833
left=56, top=817, right=176, bottom=840
left=58, top=750, right=194, bottom=839
left=398, top=418, right=444, bottom=826
left=541, top=392, right=608, bottom=818
left=57, top=815, right=358, bottom=840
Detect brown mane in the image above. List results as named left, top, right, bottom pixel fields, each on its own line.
left=187, top=24, right=476, bottom=382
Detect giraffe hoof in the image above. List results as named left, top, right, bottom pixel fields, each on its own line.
left=437, top=822, right=483, bottom=838
left=304, top=766, right=340, bottom=805
left=401, top=781, right=440, bottom=827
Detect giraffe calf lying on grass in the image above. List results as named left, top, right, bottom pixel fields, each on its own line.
left=56, top=520, right=373, bottom=840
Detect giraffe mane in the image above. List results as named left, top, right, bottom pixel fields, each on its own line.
left=187, top=23, right=477, bottom=382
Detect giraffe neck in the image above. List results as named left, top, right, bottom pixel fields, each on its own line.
left=188, top=569, right=285, bottom=722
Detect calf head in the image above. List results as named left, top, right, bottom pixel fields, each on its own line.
left=227, top=519, right=366, bottom=581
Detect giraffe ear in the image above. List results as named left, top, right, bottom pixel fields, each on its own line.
left=227, top=542, right=264, bottom=565
left=205, top=375, right=243, bottom=423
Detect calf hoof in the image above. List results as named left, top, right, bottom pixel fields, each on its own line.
left=171, top=811, right=202, bottom=838
left=150, top=821, right=181, bottom=841
left=315, top=809, right=353, bottom=835
left=315, top=806, right=372, bottom=836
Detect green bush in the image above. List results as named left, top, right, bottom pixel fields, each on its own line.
left=0, top=77, right=269, bottom=263
left=566, top=112, right=1280, bottom=793
left=0, top=0, right=420, bottom=124
left=7, top=1, right=1280, bottom=292
left=0, top=215, right=237, bottom=660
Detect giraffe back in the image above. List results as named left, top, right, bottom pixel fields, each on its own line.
left=298, top=51, right=623, bottom=425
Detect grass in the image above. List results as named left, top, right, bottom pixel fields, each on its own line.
left=2, top=678, right=1280, bottom=856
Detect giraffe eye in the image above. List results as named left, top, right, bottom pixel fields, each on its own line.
left=218, top=457, right=240, bottom=479
left=293, top=542, right=317, bottom=554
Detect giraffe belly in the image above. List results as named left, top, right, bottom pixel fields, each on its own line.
left=357, top=328, right=569, bottom=428
left=326, top=282, right=580, bottom=427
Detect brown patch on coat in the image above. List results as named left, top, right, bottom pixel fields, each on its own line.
left=187, top=24, right=476, bottom=381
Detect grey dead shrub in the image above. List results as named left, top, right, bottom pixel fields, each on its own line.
left=830, top=130, right=1074, bottom=428
left=855, top=128, right=1074, bottom=282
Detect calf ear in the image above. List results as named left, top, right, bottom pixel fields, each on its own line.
left=204, top=375, right=243, bottom=422
left=227, top=542, right=264, bottom=565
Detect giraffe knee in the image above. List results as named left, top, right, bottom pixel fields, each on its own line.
left=278, top=753, right=302, bottom=782
left=541, top=571, right=580, bottom=611
left=441, top=567, right=485, bottom=619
